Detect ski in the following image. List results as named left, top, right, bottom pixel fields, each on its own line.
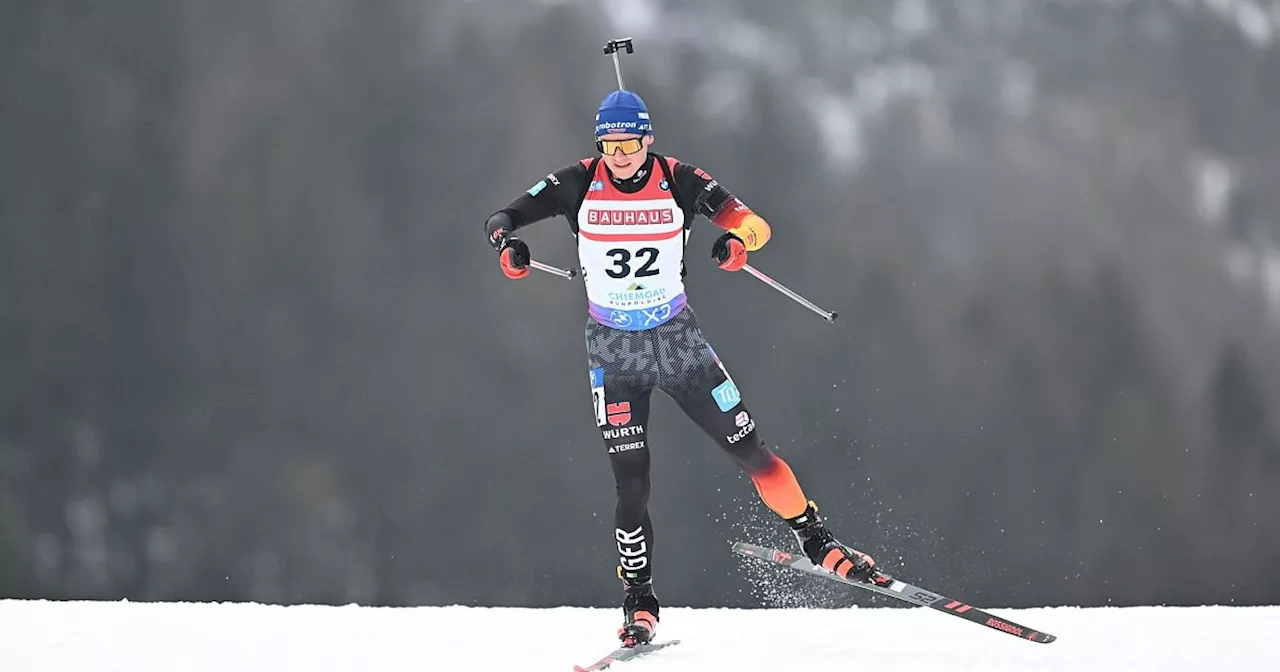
left=733, top=541, right=1057, bottom=644
left=572, top=639, right=681, bottom=671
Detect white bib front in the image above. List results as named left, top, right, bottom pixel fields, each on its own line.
left=576, top=166, right=687, bottom=331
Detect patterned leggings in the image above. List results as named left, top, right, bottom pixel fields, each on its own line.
left=585, top=305, right=809, bottom=584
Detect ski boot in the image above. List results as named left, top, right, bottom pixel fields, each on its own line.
left=616, top=569, right=659, bottom=647
left=786, top=501, right=877, bottom=582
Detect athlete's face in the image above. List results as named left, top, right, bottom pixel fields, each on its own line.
left=598, top=133, right=654, bottom=180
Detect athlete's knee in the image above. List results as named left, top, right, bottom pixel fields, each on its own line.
left=616, top=473, right=650, bottom=510
left=726, top=432, right=774, bottom=473
left=611, top=451, right=651, bottom=511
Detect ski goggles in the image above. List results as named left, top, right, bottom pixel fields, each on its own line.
left=596, top=137, right=646, bottom=155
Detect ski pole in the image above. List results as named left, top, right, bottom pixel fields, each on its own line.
left=603, top=38, right=634, bottom=90
left=741, top=263, right=838, bottom=322
left=530, top=259, right=576, bottom=280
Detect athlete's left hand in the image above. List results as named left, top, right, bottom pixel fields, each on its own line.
left=712, top=232, right=747, bottom=272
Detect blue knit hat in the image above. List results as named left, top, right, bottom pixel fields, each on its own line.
left=595, top=90, right=652, bottom=137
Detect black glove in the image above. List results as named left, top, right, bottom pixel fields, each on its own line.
left=484, top=211, right=530, bottom=279
left=499, top=237, right=531, bottom=278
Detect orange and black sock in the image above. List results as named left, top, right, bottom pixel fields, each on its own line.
left=748, top=453, right=809, bottom=520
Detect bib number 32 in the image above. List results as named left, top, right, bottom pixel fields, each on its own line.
left=605, top=247, right=659, bottom=279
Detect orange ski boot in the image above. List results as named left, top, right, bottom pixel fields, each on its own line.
left=787, top=501, right=877, bottom=582
left=617, top=577, right=659, bottom=647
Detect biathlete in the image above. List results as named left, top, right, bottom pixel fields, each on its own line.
left=482, top=88, right=878, bottom=647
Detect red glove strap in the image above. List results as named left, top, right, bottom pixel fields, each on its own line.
left=718, top=238, right=747, bottom=272
left=500, top=248, right=529, bottom=279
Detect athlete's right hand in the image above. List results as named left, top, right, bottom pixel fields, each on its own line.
left=485, top=211, right=531, bottom=279
left=498, top=237, right=531, bottom=279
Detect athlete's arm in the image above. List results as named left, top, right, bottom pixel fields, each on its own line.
left=671, top=162, right=771, bottom=251
left=484, top=162, right=591, bottom=241
left=482, top=162, right=591, bottom=279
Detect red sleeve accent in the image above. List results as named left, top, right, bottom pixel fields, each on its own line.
left=711, top=198, right=754, bottom=231
left=664, top=156, right=680, bottom=170
left=579, top=157, right=595, bottom=167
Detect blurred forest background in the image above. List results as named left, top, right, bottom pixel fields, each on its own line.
left=2, top=0, right=1279, bottom=609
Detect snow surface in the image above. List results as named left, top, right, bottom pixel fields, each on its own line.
left=1, top=600, right=1277, bottom=671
